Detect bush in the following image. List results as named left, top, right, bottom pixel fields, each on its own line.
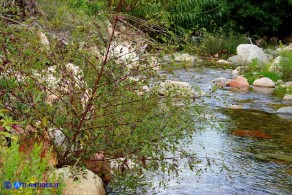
left=243, top=59, right=282, bottom=84
left=0, top=141, right=63, bottom=194
left=0, top=110, right=63, bottom=194
left=279, top=50, right=292, bottom=81
left=198, top=29, right=249, bottom=57
left=0, top=2, right=204, bottom=192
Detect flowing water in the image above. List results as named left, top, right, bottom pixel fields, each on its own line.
left=151, top=65, right=292, bottom=194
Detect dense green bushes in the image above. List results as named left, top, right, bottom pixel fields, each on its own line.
left=108, top=0, right=292, bottom=42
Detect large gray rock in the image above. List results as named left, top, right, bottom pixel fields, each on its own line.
left=53, top=167, right=106, bottom=195
left=253, top=77, right=275, bottom=88
left=236, top=44, right=270, bottom=65
left=277, top=107, right=292, bottom=115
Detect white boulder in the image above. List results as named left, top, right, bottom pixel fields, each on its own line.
left=237, top=44, right=270, bottom=65
left=277, top=107, right=292, bottom=115
left=109, top=44, right=139, bottom=63
left=173, top=53, right=197, bottom=64
left=283, top=94, right=292, bottom=101
left=253, top=77, right=275, bottom=88
left=217, top=59, right=232, bottom=65
left=173, top=53, right=196, bottom=62
left=53, top=167, right=106, bottom=195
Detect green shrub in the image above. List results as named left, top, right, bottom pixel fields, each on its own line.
left=0, top=141, right=63, bottom=194
left=198, top=29, right=249, bottom=57
left=0, top=110, right=63, bottom=194
left=243, top=60, right=282, bottom=84
left=278, top=50, right=292, bottom=81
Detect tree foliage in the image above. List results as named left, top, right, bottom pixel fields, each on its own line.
left=108, top=0, right=292, bottom=40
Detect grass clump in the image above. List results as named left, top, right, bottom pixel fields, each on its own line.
left=278, top=50, right=292, bottom=81
left=243, top=59, right=282, bottom=84
left=197, top=29, right=249, bottom=58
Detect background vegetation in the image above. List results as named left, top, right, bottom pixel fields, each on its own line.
left=108, top=0, right=292, bottom=41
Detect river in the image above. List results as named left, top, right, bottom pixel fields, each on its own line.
left=149, top=64, right=292, bottom=194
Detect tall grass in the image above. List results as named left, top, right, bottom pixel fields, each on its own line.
left=279, top=50, right=292, bottom=81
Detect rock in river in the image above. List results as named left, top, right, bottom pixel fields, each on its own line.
left=232, top=130, right=272, bottom=139
left=253, top=77, right=275, bottom=88
left=283, top=94, right=292, bottom=101
left=277, top=107, right=292, bottom=115
left=158, top=80, right=195, bottom=97
left=226, top=76, right=249, bottom=89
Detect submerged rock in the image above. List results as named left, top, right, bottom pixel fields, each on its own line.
left=254, top=152, right=292, bottom=163
left=277, top=107, right=292, bottom=115
left=253, top=77, right=275, bottom=88
left=232, top=130, right=272, bottom=139
left=268, top=153, right=292, bottom=163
